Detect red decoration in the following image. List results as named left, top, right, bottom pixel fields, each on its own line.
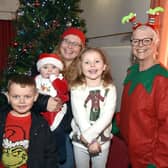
left=13, top=41, right=18, bottom=48
left=28, top=43, right=33, bottom=49
left=22, top=47, right=27, bottom=53
left=34, top=0, right=40, bottom=7
left=52, top=20, right=60, bottom=28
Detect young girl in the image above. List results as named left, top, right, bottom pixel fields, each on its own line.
left=70, top=47, right=117, bottom=168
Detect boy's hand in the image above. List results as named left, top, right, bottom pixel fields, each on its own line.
left=47, top=97, right=62, bottom=112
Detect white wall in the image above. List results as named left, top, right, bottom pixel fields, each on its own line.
left=80, top=0, right=151, bottom=47
left=0, top=0, right=151, bottom=42
left=101, top=46, right=131, bottom=111
left=0, top=0, right=19, bottom=20
left=80, top=0, right=150, bottom=110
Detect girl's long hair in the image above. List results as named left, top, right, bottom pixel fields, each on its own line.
left=71, top=47, right=113, bottom=87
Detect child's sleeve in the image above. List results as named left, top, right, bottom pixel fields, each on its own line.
left=0, top=92, right=8, bottom=106
left=44, top=124, right=59, bottom=167
left=33, top=94, right=50, bottom=112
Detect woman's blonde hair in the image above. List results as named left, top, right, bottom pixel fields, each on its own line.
left=71, top=47, right=113, bottom=87
left=53, top=41, right=84, bottom=88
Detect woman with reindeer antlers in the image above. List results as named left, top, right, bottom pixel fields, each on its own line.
left=120, top=7, right=168, bottom=168
left=114, top=7, right=168, bottom=168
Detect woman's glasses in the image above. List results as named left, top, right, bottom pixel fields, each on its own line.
left=130, top=38, right=153, bottom=46
left=62, top=39, right=82, bottom=48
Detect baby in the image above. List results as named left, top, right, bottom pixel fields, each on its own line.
left=35, top=53, right=69, bottom=131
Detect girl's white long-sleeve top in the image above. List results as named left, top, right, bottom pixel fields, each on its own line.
left=70, top=83, right=117, bottom=149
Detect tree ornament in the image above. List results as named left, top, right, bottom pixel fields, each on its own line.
left=17, top=30, right=25, bottom=36
left=17, top=9, right=24, bottom=16
left=26, top=2, right=32, bottom=7
left=66, top=21, right=72, bottom=27
left=27, top=43, right=33, bottom=49
left=36, top=22, right=40, bottom=28
left=41, top=1, right=47, bottom=7
left=44, top=22, right=49, bottom=28
left=52, top=20, right=60, bottom=28
left=13, top=42, right=19, bottom=48
left=34, top=0, right=40, bottom=7
left=22, top=48, right=28, bottom=53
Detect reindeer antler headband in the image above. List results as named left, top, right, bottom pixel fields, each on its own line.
left=121, top=7, right=164, bottom=31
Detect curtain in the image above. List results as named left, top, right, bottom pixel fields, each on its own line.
left=0, top=20, right=15, bottom=71
left=151, top=0, right=168, bottom=67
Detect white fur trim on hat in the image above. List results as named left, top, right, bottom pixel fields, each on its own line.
left=37, top=57, right=63, bottom=71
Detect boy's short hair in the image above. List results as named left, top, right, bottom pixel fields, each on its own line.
left=7, top=74, right=36, bottom=92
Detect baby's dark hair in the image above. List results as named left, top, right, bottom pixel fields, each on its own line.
left=7, top=74, right=36, bottom=92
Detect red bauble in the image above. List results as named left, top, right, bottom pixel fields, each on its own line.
left=22, top=48, right=27, bottom=53
left=34, top=0, right=40, bottom=7
left=13, top=42, right=18, bottom=47
left=28, top=43, right=33, bottom=49
left=52, top=20, right=60, bottom=28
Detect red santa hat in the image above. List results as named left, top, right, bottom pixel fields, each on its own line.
left=37, top=53, right=63, bottom=71
left=61, top=27, right=86, bottom=46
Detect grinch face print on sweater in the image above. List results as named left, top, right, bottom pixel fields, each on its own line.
left=2, top=125, right=29, bottom=168
left=2, top=146, right=28, bottom=168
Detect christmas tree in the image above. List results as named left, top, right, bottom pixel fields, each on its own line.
left=1, top=0, right=86, bottom=91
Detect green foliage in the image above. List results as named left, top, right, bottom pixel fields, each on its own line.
left=111, top=114, right=120, bottom=135
left=147, top=164, right=156, bottom=168
left=1, top=0, right=86, bottom=91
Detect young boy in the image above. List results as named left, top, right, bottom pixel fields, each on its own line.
left=0, top=75, right=58, bottom=168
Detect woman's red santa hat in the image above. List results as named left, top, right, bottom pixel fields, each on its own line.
left=37, top=53, right=63, bottom=71
left=61, top=27, right=86, bottom=46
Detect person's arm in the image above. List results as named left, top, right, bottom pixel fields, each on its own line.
left=0, top=92, right=8, bottom=106
left=44, top=122, right=59, bottom=168
left=33, top=94, right=62, bottom=112
left=80, top=135, right=101, bottom=154
left=33, top=94, right=49, bottom=112
left=151, top=76, right=168, bottom=167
